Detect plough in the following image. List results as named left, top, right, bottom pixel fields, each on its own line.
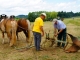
left=41, top=31, right=72, bottom=50
left=15, top=45, right=35, bottom=50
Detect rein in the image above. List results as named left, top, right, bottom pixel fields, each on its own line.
left=18, top=25, right=27, bottom=31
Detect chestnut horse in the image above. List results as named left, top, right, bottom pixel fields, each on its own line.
left=16, top=18, right=31, bottom=46
left=65, top=33, right=80, bottom=53
left=0, top=14, right=17, bottom=47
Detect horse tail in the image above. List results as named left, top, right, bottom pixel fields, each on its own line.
left=27, top=19, right=31, bottom=30
left=10, top=21, right=17, bottom=46
left=26, top=20, right=31, bottom=40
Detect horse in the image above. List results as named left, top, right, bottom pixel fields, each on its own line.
left=67, top=33, right=80, bottom=47
left=65, top=33, right=80, bottom=53
left=0, top=14, right=18, bottom=47
left=16, top=18, right=31, bottom=46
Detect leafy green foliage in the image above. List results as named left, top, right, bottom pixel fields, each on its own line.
left=57, top=11, right=80, bottom=18
left=15, top=11, right=80, bottom=22
left=27, top=11, right=58, bottom=22
left=16, top=15, right=28, bottom=18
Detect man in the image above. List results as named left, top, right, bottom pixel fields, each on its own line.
left=32, top=13, right=46, bottom=51
left=53, top=19, right=67, bottom=48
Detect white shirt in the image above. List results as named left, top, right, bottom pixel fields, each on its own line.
left=54, top=20, right=66, bottom=30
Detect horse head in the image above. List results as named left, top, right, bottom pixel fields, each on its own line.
left=1, top=14, right=7, bottom=19
left=0, top=14, right=7, bottom=22
left=10, top=15, right=15, bottom=20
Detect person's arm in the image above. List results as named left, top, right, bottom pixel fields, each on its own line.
left=54, top=28, right=64, bottom=37
left=57, top=29, right=63, bottom=34
left=54, top=27, right=58, bottom=37
left=53, top=23, right=58, bottom=37
left=40, top=26, right=44, bottom=37
left=54, top=27, right=57, bottom=34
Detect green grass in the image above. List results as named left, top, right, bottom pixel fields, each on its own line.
left=64, top=17, right=80, bottom=26
left=66, top=20, right=80, bottom=26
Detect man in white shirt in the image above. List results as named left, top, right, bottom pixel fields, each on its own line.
left=53, top=19, right=67, bottom=48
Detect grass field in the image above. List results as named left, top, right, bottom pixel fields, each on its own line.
left=0, top=17, right=80, bottom=60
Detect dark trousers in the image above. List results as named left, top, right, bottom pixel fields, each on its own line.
left=33, top=32, right=41, bottom=50
left=57, top=28, right=67, bottom=47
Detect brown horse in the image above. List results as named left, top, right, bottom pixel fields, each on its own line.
left=16, top=18, right=31, bottom=46
left=65, top=33, right=80, bottom=53
left=0, top=14, right=18, bottom=47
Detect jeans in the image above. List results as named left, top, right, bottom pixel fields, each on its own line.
left=33, top=31, right=41, bottom=50
left=57, top=28, right=67, bottom=47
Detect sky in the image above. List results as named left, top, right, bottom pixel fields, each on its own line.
left=0, top=0, right=80, bottom=16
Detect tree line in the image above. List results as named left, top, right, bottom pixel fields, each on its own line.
left=27, top=11, right=58, bottom=22
left=16, top=11, right=80, bottom=22
left=57, top=11, right=80, bottom=18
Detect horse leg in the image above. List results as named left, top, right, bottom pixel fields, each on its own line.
left=27, top=30, right=30, bottom=41
left=7, top=32, right=12, bottom=43
left=7, top=31, right=16, bottom=47
left=23, top=30, right=31, bottom=47
left=27, top=30, right=32, bottom=46
left=23, top=30, right=29, bottom=41
left=16, top=32, right=19, bottom=41
left=11, top=32, right=16, bottom=47
left=2, top=32, right=4, bottom=43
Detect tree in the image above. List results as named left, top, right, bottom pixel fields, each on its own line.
left=27, top=11, right=58, bottom=22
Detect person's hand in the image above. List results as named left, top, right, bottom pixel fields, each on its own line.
left=54, top=33, right=59, bottom=37
left=54, top=33, right=57, bottom=37
left=41, top=32, right=44, bottom=37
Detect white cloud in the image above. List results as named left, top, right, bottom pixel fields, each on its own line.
left=0, top=0, right=80, bottom=16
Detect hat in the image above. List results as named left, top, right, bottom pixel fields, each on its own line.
left=41, top=13, right=46, bottom=17
left=53, top=19, right=57, bottom=22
